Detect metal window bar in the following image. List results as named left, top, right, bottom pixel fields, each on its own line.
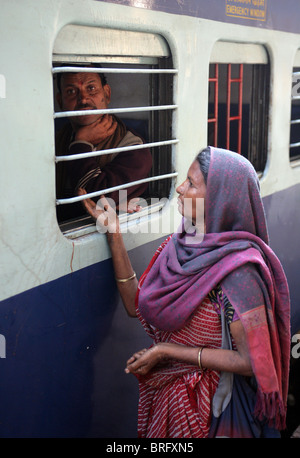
left=208, top=64, right=219, bottom=146
left=52, top=66, right=178, bottom=75
left=56, top=172, right=178, bottom=205
left=54, top=105, right=178, bottom=120
left=226, top=64, right=243, bottom=154
left=53, top=65, right=178, bottom=205
left=55, top=139, right=179, bottom=163
left=290, top=142, right=300, bottom=148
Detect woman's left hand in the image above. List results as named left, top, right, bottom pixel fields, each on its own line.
left=125, top=345, right=165, bottom=375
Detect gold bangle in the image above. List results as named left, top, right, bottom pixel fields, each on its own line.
left=115, top=271, right=136, bottom=283
left=198, top=346, right=204, bottom=371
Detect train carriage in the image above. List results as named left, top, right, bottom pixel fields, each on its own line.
left=0, top=0, right=299, bottom=438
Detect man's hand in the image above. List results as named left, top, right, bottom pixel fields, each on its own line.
left=118, top=198, right=142, bottom=214
left=74, top=114, right=117, bottom=145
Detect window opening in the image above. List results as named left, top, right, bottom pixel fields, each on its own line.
left=208, top=43, right=269, bottom=173
left=290, top=68, right=300, bottom=162
left=52, top=27, right=178, bottom=234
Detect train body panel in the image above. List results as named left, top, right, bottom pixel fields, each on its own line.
left=100, top=0, right=300, bottom=34
left=0, top=0, right=299, bottom=438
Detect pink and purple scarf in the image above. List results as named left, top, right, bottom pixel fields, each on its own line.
left=138, top=147, right=290, bottom=429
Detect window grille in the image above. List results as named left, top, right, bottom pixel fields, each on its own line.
left=226, top=64, right=243, bottom=154
left=52, top=26, right=178, bottom=232
left=290, top=68, right=300, bottom=161
left=208, top=42, right=269, bottom=172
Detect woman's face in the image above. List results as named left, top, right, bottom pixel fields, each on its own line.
left=176, top=160, right=207, bottom=228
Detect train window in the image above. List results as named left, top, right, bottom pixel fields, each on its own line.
left=290, top=52, right=300, bottom=162
left=208, top=42, right=270, bottom=173
left=52, top=25, right=177, bottom=236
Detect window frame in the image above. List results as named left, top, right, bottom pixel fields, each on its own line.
left=290, top=51, right=300, bottom=163
left=52, top=25, right=178, bottom=237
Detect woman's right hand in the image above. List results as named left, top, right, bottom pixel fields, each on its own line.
left=78, top=188, right=120, bottom=234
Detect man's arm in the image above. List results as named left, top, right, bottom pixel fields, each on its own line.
left=70, top=146, right=152, bottom=204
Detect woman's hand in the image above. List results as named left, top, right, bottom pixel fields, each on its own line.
left=78, top=188, right=142, bottom=228
left=125, top=345, right=166, bottom=376
left=78, top=188, right=120, bottom=234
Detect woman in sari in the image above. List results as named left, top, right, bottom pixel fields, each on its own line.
left=79, top=147, right=290, bottom=438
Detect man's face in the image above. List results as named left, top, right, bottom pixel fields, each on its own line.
left=57, top=72, right=111, bottom=127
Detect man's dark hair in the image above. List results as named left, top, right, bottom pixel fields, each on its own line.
left=56, top=63, right=107, bottom=93
left=196, top=147, right=211, bottom=184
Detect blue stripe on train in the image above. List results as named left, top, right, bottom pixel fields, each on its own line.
left=0, top=238, right=157, bottom=438
left=0, top=258, right=119, bottom=437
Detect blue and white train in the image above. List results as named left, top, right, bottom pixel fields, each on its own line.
left=0, top=0, right=299, bottom=438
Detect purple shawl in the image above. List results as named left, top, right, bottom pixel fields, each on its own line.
left=138, top=147, right=290, bottom=429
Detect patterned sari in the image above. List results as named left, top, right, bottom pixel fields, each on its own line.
left=135, top=238, right=222, bottom=438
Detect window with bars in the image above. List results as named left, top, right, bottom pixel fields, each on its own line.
left=52, top=25, right=178, bottom=234
left=290, top=63, right=300, bottom=162
left=208, top=42, right=270, bottom=173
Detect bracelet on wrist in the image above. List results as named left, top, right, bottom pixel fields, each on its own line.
left=115, top=271, right=136, bottom=283
left=198, top=346, right=205, bottom=371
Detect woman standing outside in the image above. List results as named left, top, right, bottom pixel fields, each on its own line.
left=79, top=147, right=290, bottom=438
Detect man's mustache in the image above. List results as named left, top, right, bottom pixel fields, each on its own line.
left=75, top=103, right=98, bottom=111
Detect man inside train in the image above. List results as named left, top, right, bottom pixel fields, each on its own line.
left=55, top=65, right=152, bottom=222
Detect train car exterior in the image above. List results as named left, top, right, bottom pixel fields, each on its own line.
left=0, top=0, right=299, bottom=438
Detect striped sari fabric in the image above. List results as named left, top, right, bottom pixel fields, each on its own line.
left=135, top=297, right=222, bottom=438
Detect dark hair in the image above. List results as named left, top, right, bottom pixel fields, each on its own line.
left=196, top=147, right=211, bottom=184
left=56, top=63, right=108, bottom=93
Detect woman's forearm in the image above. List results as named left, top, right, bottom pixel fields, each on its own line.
left=79, top=191, right=138, bottom=317
left=107, top=231, right=138, bottom=317
left=159, top=343, right=252, bottom=376
left=126, top=340, right=253, bottom=377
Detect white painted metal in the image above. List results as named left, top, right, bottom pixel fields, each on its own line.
left=210, top=41, right=269, bottom=64
left=53, top=24, right=171, bottom=58
left=53, top=66, right=178, bottom=74
left=54, top=104, right=178, bottom=119
left=55, top=139, right=179, bottom=162
left=56, top=172, right=179, bottom=205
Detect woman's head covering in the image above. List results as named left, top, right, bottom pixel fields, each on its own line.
left=138, top=147, right=290, bottom=429
left=206, top=148, right=268, bottom=241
